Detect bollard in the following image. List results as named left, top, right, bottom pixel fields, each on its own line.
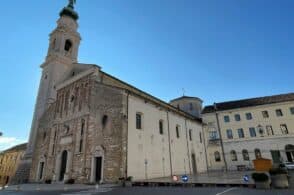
left=95, top=184, right=99, bottom=191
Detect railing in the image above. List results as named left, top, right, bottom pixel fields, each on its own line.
left=208, top=138, right=221, bottom=145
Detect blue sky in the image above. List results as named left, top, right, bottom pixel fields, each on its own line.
left=0, top=0, right=293, bottom=150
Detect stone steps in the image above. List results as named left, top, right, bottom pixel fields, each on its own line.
left=10, top=159, right=32, bottom=184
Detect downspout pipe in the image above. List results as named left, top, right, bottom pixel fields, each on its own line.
left=125, top=92, right=129, bottom=178
left=214, top=103, right=228, bottom=171
left=184, top=119, right=192, bottom=174
left=202, top=124, right=209, bottom=172
left=166, top=111, right=173, bottom=177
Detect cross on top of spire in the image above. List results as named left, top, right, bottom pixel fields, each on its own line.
left=68, top=0, right=76, bottom=9
left=59, top=0, right=79, bottom=20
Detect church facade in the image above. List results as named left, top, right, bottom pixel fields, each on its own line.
left=28, top=2, right=207, bottom=183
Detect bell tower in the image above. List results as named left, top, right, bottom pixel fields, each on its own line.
left=12, top=2, right=80, bottom=181
left=46, top=2, right=80, bottom=62
left=25, top=1, right=81, bottom=158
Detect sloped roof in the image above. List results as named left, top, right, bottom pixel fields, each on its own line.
left=202, top=93, right=294, bottom=114
left=100, top=71, right=202, bottom=123
left=3, top=143, right=27, bottom=153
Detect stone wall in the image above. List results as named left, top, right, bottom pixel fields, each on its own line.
left=30, top=74, right=127, bottom=183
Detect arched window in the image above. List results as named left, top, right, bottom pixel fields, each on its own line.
left=189, top=129, right=192, bottom=141
left=64, top=39, right=72, bottom=52
left=242, top=149, right=249, bottom=161
left=51, top=38, right=56, bottom=50
left=230, top=150, right=237, bottom=161
left=176, top=125, right=180, bottom=138
left=214, top=151, right=221, bottom=162
left=136, top=113, right=142, bottom=130
left=102, top=115, right=108, bottom=128
left=43, top=132, right=47, bottom=141
left=255, top=148, right=262, bottom=159
left=79, top=119, right=85, bottom=153
left=159, top=120, right=164, bottom=135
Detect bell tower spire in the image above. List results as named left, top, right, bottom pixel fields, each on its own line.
left=13, top=0, right=83, bottom=184
left=46, top=0, right=80, bottom=62
left=26, top=0, right=81, bottom=158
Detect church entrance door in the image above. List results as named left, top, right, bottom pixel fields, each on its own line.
left=95, top=157, right=102, bottom=183
left=39, top=162, right=45, bottom=180
left=59, top=150, right=68, bottom=181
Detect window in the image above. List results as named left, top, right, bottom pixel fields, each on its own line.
left=238, top=128, right=244, bottom=138
left=246, top=113, right=252, bottom=120
left=230, top=150, right=237, bottom=161
left=266, top=125, right=274, bottom=135
left=224, top=115, right=230, bottom=123
left=176, top=125, right=180, bottom=138
left=257, top=125, right=265, bottom=136
left=189, top=129, right=192, bottom=141
left=79, top=139, right=83, bottom=153
left=280, top=124, right=288, bottom=134
left=262, top=111, right=269, bottom=118
left=159, top=120, right=164, bottom=135
left=79, top=119, right=85, bottom=153
left=255, top=148, right=262, bottom=159
left=242, top=150, right=250, bottom=161
left=189, top=103, right=193, bottom=111
left=136, top=113, right=142, bottom=130
left=290, top=107, right=294, bottom=115
left=199, top=132, right=202, bottom=143
left=276, top=109, right=283, bottom=117
left=226, top=129, right=233, bottom=139
left=102, top=115, right=108, bottom=128
left=249, top=127, right=256, bottom=137
left=70, top=95, right=75, bottom=102
left=64, top=39, right=72, bottom=52
left=52, top=131, right=57, bottom=155
left=51, top=38, right=56, bottom=50
left=43, top=132, right=47, bottom=141
left=209, top=131, right=218, bottom=140
left=65, top=125, right=70, bottom=134
left=214, top=151, right=221, bottom=162
left=234, top=114, right=241, bottom=121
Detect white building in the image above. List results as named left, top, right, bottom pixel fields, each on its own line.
left=202, top=93, right=294, bottom=171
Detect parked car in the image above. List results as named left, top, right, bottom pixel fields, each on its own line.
left=280, top=162, right=294, bottom=170
left=284, top=162, right=294, bottom=170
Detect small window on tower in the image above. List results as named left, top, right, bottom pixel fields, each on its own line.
left=64, top=39, right=72, bottom=52
left=51, top=38, right=56, bottom=50
left=102, top=115, right=108, bottom=128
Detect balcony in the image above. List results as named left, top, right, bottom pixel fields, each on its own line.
left=208, top=138, right=221, bottom=145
